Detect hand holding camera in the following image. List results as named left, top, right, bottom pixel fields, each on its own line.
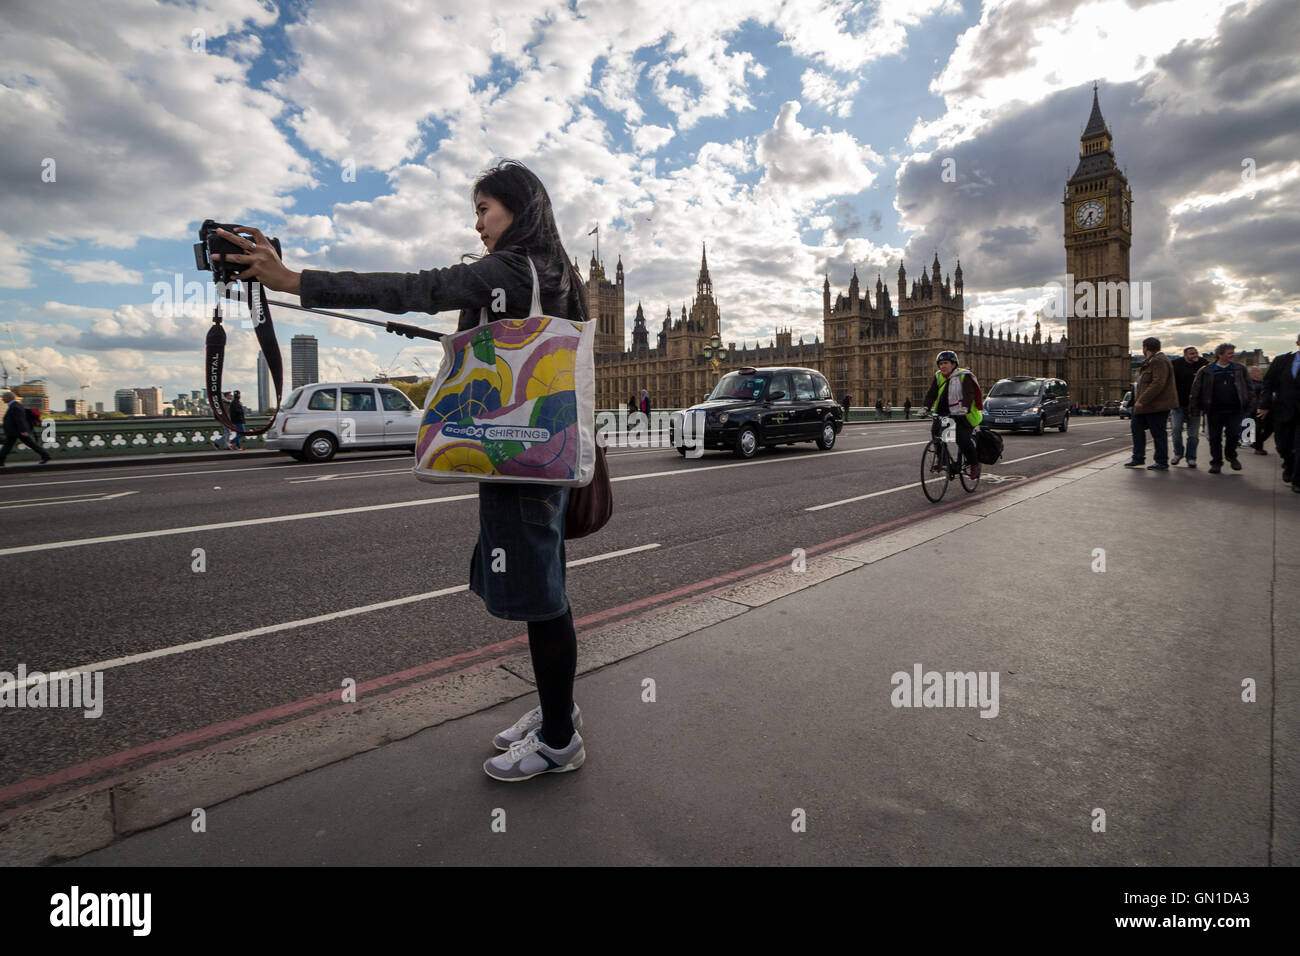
left=193, top=219, right=300, bottom=295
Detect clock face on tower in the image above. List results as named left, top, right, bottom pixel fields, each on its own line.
left=1075, top=200, right=1106, bottom=230
left=1122, top=199, right=1130, bottom=229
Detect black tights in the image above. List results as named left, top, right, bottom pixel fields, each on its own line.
left=527, top=607, right=577, bottom=748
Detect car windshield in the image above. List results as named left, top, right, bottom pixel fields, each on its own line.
left=989, top=380, right=1041, bottom=397
left=709, top=373, right=768, bottom=401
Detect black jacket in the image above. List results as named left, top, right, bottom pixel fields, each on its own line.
left=229, top=399, right=246, bottom=424
left=1170, top=355, right=1208, bottom=408
left=1261, top=351, right=1300, bottom=422
left=299, top=246, right=582, bottom=331
left=1188, top=362, right=1251, bottom=413
left=3, top=400, right=29, bottom=438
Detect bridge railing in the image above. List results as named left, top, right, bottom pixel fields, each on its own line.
left=2, top=416, right=269, bottom=459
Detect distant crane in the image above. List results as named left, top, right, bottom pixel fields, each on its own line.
left=374, top=347, right=406, bottom=382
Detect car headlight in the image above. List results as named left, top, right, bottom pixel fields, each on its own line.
left=1028, top=406, right=1040, bottom=414
left=718, top=412, right=729, bottom=423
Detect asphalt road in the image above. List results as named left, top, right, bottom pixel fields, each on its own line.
left=0, top=416, right=1132, bottom=801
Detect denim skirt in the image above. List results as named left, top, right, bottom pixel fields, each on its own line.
left=469, top=482, right=570, bottom=621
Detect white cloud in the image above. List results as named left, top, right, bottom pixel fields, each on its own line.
left=283, top=215, right=336, bottom=241
left=596, top=51, right=647, bottom=124
left=756, top=101, right=881, bottom=205
left=632, top=124, right=676, bottom=154
left=0, top=233, right=35, bottom=288
left=776, top=0, right=963, bottom=71
left=800, top=68, right=861, bottom=118
left=50, top=260, right=144, bottom=285
left=911, top=0, right=1232, bottom=149
left=0, top=0, right=312, bottom=251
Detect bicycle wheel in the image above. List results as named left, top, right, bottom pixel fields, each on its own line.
left=959, top=455, right=980, bottom=493
left=920, top=439, right=950, bottom=502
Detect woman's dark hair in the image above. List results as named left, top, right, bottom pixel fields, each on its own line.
left=472, top=160, right=588, bottom=322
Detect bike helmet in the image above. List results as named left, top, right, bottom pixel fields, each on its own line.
left=936, top=350, right=958, bottom=366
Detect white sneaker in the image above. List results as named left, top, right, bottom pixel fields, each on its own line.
left=492, top=702, right=582, bottom=751
left=483, top=728, right=585, bottom=782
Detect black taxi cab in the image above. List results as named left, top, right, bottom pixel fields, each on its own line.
left=669, top=366, right=843, bottom=458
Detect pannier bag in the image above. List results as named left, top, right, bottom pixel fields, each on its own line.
left=414, top=258, right=597, bottom=487
left=975, top=426, right=1004, bottom=465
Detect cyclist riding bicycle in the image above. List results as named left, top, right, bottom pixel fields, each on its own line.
left=922, top=350, right=985, bottom=479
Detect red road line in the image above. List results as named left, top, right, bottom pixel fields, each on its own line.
left=0, top=446, right=1119, bottom=814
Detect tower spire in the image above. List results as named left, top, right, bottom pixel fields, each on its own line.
left=697, top=242, right=713, bottom=298
left=1083, top=84, right=1108, bottom=139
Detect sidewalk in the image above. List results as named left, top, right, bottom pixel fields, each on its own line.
left=47, top=450, right=1300, bottom=865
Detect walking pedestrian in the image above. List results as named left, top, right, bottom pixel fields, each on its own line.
left=884, top=400, right=892, bottom=419
left=1188, top=343, right=1252, bottom=474
left=1248, top=365, right=1272, bottom=455
left=841, top=393, right=852, bottom=421
left=904, top=398, right=912, bottom=419
left=1169, top=345, right=1208, bottom=467
left=212, top=391, right=234, bottom=449
left=1259, top=331, right=1300, bottom=491
left=229, top=390, right=247, bottom=450
left=0, top=392, right=52, bottom=466
left=216, top=159, right=590, bottom=780
left=875, top=398, right=883, bottom=418
left=23, top=404, right=51, bottom=459
left=1124, top=337, right=1178, bottom=470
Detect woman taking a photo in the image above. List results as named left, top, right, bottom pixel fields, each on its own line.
left=216, top=160, right=588, bottom=782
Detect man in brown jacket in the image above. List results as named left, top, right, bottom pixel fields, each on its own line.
left=1125, top=336, right=1179, bottom=470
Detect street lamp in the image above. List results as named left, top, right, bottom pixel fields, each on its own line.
left=702, top=331, right=728, bottom=379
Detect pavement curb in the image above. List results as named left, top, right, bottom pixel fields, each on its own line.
left=0, top=447, right=1129, bottom=864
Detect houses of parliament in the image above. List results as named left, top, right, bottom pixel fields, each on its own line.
left=589, top=88, right=1132, bottom=410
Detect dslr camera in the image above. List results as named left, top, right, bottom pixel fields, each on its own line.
left=193, top=219, right=281, bottom=285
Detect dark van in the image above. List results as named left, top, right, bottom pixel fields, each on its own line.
left=983, top=377, right=1071, bottom=434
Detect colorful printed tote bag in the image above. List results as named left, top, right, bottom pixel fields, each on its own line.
left=413, top=258, right=597, bottom=486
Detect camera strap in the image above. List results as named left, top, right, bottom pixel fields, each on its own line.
left=205, top=280, right=283, bottom=436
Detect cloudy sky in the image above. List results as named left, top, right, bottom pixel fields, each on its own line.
left=2, top=0, right=1297, bottom=410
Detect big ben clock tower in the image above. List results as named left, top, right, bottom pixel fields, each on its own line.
left=1063, top=84, right=1132, bottom=405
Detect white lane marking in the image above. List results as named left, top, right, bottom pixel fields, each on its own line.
left=0, top=490, right=137, bottom=510
left=0, top=544, right=661, bottom=692
left=617, top=440, right=929, bottom=482
left=999, top=449, right=1064, bottom=464
left=0, top=441, right=929, bottom=556
left=1082, top=437, right=1115, bottom=446
left=0, top=457, right=411, bottom=489
left=0, top=493, right=479, bottom=557
left=805, top=481, right=918, bottom=511
left=288, top=468, right=412, bottom=483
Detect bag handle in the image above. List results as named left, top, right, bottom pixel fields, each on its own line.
left=477, top=256, right=544, bottom=327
